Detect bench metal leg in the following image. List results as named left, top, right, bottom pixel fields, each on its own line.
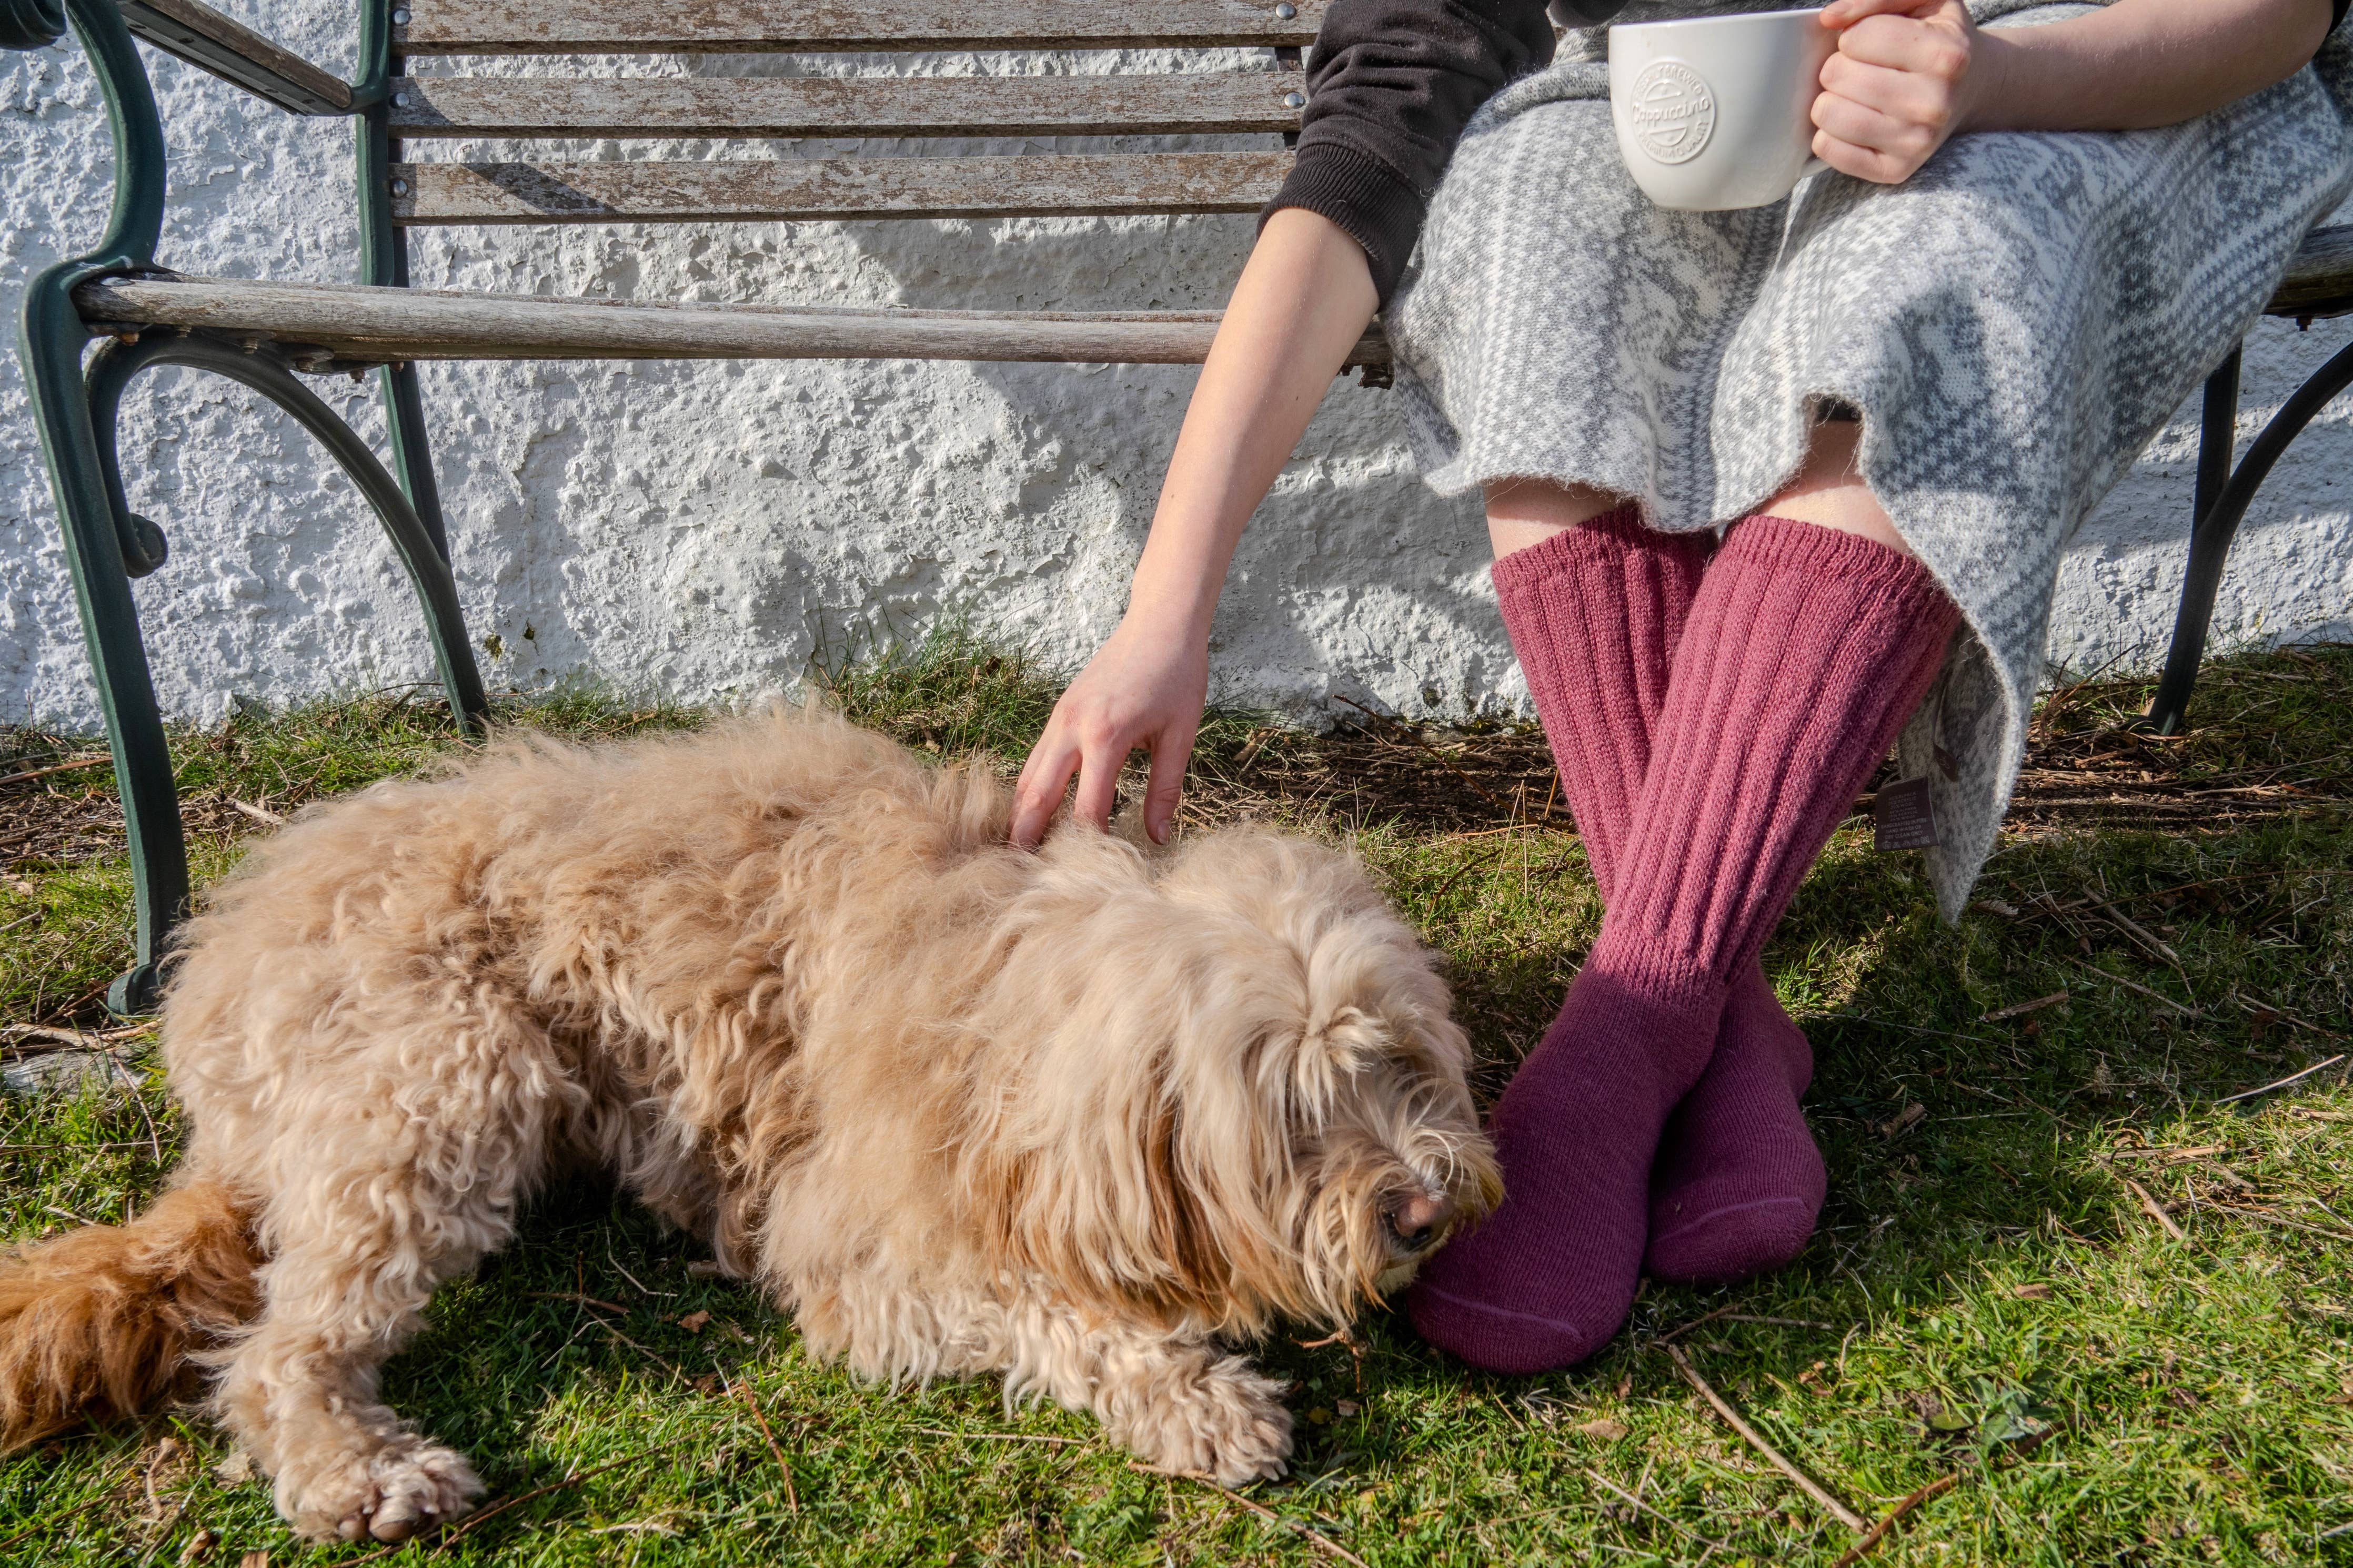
left=85, top=337, right=489, bottom=737
left=2144, top=336, right=2353, bottom=734
left=13, top=322, right=489, bottom=1018
left=381, top=361, right=452, bottom=562
left=17, top=285, right=188, bottom=1015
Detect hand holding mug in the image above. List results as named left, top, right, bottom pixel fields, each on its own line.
left=1812, top=0, right=1984, bottom=184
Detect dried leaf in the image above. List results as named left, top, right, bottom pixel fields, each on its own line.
left=238, top=1552, right=270, bottom=1568
left=1307, top=1406, right=1333, bottom=1426
left=178, top=1528, right=218, bottom=1564
left=2012, top=1283, right=2054, bottom=1300
left=676, top=1310, right=711, bottom=1334
left=1334, top=1399, right=1361, bottom=1417
left=1574, top=1418, right=1631, bottom=1442
left=213, top=1451, right=254, bottom=1485
left=686, top=1260, right=724, bottom=1278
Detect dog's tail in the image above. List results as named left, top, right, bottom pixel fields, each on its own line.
left=0, top=1177, right=262, bottom=1449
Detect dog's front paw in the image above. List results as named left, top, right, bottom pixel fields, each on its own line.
left=1114, top=1352, right=1293, bottom=1485
left=279, top=1438, right=484, bottom=1543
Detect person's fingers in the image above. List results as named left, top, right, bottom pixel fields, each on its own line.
left=1010, top=729, right=1081, bottom=848
left=1070, top=736, right=1124, bottom=835
left=1831, top=11, right=1969, bottom=81
left=1810, top=126, right=1918, bottom=185
left=1811, top=89, right=1939, bottom=165
left=1820, top=49, right=1957, bottom=125
left=1817, top=0, right=1942, bottom=25
left=1142, top=716, right=1198, bottom=845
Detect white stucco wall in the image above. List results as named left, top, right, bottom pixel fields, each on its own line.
left=4, top=7, right=2350, bottom=732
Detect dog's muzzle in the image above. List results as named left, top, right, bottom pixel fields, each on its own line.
left=1381, top=1190, right=1455, bottom=1254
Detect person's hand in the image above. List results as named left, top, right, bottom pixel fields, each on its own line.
left=1813, top=0, right=1984, bottom=184
left=1009, top=613, right=1210, bottom=849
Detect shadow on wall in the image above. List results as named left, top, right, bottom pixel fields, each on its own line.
left=821, top=208, right=1513, bottom=722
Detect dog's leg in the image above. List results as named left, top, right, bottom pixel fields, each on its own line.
left=1038, top=1311, right=1294, bottom=1486
left=209, top=1032, right=560, bottom=1544
left=214, top=1215, right=497, bottom=1542
left=811, top=1278, right=1293, bottom=1485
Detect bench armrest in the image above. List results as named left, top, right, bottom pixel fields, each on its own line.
left=117, top=0, right=350, bottom=114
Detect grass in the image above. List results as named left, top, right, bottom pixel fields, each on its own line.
left=1, top=635, right=2350, bottom=1565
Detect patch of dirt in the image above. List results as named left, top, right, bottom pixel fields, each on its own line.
left=1176, top=712, right=1570, bottom=837
left=4, top=650, right=2346, bottom=872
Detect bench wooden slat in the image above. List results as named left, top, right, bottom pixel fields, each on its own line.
left=388, top=153, right=1290, bottom=224
left=72, top=275, right=1392, bottom=368
left=388, top=73, right=1304, bottom=139
left=2268, top=224, right=2353, bottom=319
left=120, top=0, right=351, bottom=115
left=395, top=0, right=1325, bottom=55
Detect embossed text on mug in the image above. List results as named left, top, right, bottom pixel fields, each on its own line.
left=1628, top=60, right=1716, bottom=165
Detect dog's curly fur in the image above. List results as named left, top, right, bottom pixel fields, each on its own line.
left=0, top=704, right=1499, bottom=1542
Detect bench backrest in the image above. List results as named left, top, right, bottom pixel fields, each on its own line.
left=379, top=0, right=1322, bottom=229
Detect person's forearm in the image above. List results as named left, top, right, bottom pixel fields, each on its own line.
left=1122, top=208, right=1380, bottom=642
left=1964, top=0, right=2334, bottom=134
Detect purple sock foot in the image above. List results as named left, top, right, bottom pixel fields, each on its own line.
left=1645, top=967, right=1825, bottom=1283
left=1407, top=942, right=1722, bottom=1373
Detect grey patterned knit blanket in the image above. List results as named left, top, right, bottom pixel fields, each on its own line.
left=1389, top=2, right=2353, bottom=917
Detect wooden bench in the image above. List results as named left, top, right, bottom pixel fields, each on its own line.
left=3, top=0, right=2349, bottom=1010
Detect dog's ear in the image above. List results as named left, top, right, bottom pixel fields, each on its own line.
left=972, top=1067, right=1234, bottom=1328
left=1139, top=1095, right=1222, bottom=1310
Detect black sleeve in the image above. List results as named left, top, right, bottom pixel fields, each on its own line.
left=1262, top=0, right=1561, bottom=306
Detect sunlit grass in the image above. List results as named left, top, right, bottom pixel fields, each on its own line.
left=1, top=639, right=2348, bottom=1564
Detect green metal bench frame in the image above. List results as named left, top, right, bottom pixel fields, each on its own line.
left=7, top=0, right=488, bottom=1011
left=3, top=0, right=2350, bottom=1013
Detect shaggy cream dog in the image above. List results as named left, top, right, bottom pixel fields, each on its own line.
left=0, top=704, right=1499, bottom=1542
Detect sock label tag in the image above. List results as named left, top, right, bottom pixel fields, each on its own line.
left=1873, top=776, right=1939, bottom=851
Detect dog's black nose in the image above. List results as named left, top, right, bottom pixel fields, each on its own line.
left=1383, top=1191, right=1454, bottom=1250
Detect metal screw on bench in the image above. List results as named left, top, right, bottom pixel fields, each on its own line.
left=391, top=177, right=409, bottom=196
left=390, top=6, right=408, bottom=21
left=393, top=91, right=409, bottom=107
left=1275, top=3, right=1296, bottom=17
left=1283, top=91, right=1304, bottom=108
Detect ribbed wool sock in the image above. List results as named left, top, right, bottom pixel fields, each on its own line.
left=1410, top=517, right=1958, bottom=1372
left=1486, top=507, right=1825, bottom=1286
left=1487, top=514, right=1816, bottom=1288
left=1488, top=509, right=1705, bottom=893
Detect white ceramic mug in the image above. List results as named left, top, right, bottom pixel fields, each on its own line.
left=1608, top=7, right=1837, bottom=211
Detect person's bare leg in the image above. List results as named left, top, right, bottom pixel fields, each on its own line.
left=1483, top=477, right=1630, bottom=559
left=1483, top=418, right=1910, bottom=558
left=1755, top=417, right=1913, bottom=556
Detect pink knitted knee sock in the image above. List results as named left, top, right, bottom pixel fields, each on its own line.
left=1488, top=509, right=1827, bottom=1285
left=1410, top=517, right=1957, bottom=1372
